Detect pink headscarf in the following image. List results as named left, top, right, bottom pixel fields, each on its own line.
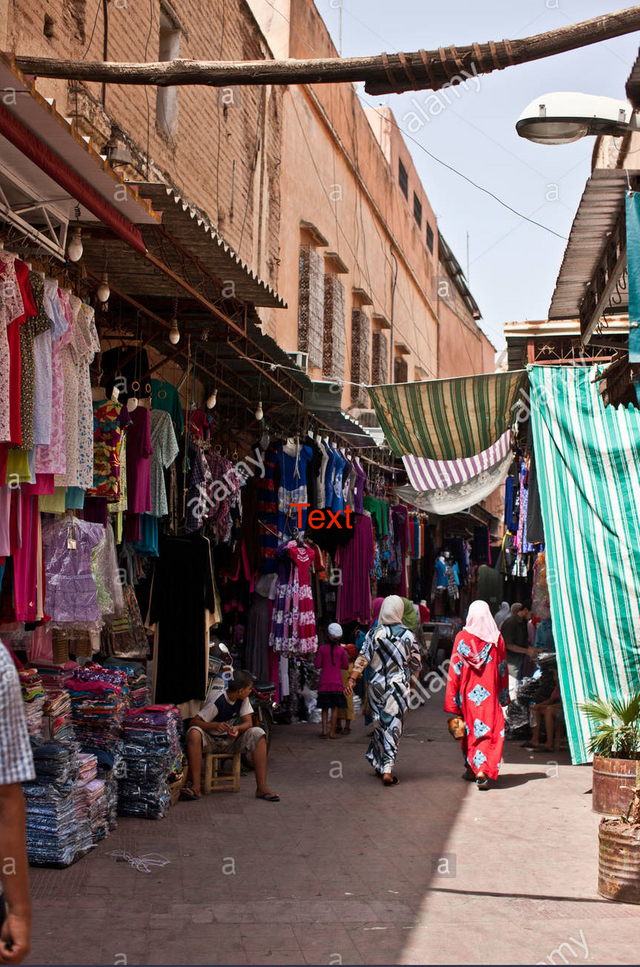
left=464, top=600, right=501, bottom=645
left=372, top=597, right=384, bottom=623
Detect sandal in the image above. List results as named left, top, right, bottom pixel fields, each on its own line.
left=319, top=732, right=328, bottom=739
left=329, top=732, right=342, bottom=739
left=382, top=775, right=399, bottom=786
left=180, top=785, right=201, bottom=801
left=256, top=791, right=280, bottom=802
left=476, top=777, right=489, bottom=790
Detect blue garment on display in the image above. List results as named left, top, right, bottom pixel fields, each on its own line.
left=435, top=557, right=447, bottom=588
left=330, top=447, right=346, bottom=513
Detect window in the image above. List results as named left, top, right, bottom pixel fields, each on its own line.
left=298, top=245, right=324, bottom=370
left=426, top=223, right=434, bottom=254
left=398, top=159, right=408, bottom=199
left=323, top=275, right=346, bottom=380
left=156, top=9, right=181, bottom=137
left=413, top=193, right=422, bottom=228
left=372, top=331, right=389, bottom=385
left=351, top=309, right=371, bottom=405
left=394, top=356, right=408, bottom=384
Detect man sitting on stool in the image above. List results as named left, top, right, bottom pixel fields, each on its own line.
left=182, top=669, right=280, bottom=802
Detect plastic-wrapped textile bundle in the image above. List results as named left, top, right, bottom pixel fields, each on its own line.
left=117, top=706, right=181, bottom=820
left=23, top=739, right=94, bottom=867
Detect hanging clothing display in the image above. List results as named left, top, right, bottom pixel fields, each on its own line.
left=269, top=540, right=318, bottom=654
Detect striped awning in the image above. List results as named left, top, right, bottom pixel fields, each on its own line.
left=368, top=371, right=526, bottom=459
left=530, top=365, right=640, bottom=764
left=402, top=430, right=512, bottom=491
left=395, top=448, right=512, bottom=516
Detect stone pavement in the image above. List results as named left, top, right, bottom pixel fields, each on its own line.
left=26, top=695, right=639, bottom=966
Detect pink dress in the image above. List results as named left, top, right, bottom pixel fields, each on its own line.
left=125, top=407, right=153, bottom=513
left=289, top=543, right=318, bottom=654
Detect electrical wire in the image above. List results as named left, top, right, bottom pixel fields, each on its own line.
left=82, top=0, right=103, bottom=60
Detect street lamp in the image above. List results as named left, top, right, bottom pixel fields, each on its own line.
left=516, top=92, right=638, bottom=145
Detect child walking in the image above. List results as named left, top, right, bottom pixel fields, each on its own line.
left=315, top=622, right=349, bottom=739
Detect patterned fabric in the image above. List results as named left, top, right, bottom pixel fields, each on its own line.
left=530, top=364, right=640, bottom=763
left=445, top=631, right=510, bottom=780
left=36, top=284, right=70, bottom=474
left=0, top=254, right=24, bottom=442
left=269, top=541, right=318, bottom=654
left=357, top=623, right=420, bottom=775
left=29, top=273, right=53, bottom=448
left=0, top=640, right=36, bottom=784
left=55, top=298, right=100, bottom=489
left=368, top=370, right=527, bottom=459
left=149, top=409, right=179, bottom=517
left=402, top=429, right=512, bottom=490
left=89, top=399, right=131, bottom=499
left=395, top=450, right=512, bottom=517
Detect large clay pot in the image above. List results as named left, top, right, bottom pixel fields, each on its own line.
left=592, top=755, right=640, bottom=815
left=598, top=818, right=640, bottom=904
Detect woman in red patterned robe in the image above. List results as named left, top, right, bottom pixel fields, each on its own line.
left=444, top=600, right=510, bottom=790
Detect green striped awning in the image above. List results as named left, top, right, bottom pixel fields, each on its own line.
left=530, top=365, right=640, bottom=764
left=367, top=371, right=527, bottom=459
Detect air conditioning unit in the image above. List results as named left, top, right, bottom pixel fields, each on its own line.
left=286, top=351, right=309, bottom=373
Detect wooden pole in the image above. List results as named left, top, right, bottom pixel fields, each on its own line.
left=11, top=6, right=640, bottom=95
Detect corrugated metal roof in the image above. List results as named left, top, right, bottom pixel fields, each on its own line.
left=548, top=169, right=634, bottom=321
left=134, top=183, right=286, bottom=309
left=0, top=54, right=158, bottom=227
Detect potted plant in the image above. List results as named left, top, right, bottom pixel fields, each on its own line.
left=598, top=786, right=640, bottom=904
left=579, top=690, right=640, bottom=815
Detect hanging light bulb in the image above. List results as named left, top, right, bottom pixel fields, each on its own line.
left=67, top=226, right=83, bottom=262
left=169, top=318, right=180, bottom=345
left=97, top=273, right=110, bottom=302
left=255, top=400, right=264, bottom=421
left=206, top=389, right=218, bottom=409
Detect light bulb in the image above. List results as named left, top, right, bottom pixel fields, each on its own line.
left=97, top=273, right=110, bottom=302
left=169, top=319, right=180, bottom=345
left=255, top=400, right=264, bottom=421
left=67, top=227, right=83, bottom=262
left=206, top=389, right=218, bottom=409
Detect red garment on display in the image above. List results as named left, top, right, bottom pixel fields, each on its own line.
left=125, top=407, right=153, bottom=513
left=444, top=631, right=510, bottom=781
left=9, top=261, right=37, bottom=447
left=13, top=493, right=39, bottom=622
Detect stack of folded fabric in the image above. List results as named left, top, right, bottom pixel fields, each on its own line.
left=36, top=662, right=77, bottom=743
left=23, top=740, right=93, bottom=867
left=118, top=706, right=182, bottom=820
left=102, top=658, right=149, bottom=708
left=18, top=668, right=46, bottom=736
left=65, top=676, right=126, bottom=753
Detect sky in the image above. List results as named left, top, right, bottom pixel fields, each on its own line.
left=318, top=0, right=640, bottom=349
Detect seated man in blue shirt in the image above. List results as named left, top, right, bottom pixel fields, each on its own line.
left=182, top=669, right=279, bottom=802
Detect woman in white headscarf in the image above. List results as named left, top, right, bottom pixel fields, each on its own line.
left=444, top=600, right=510, bottom=790
left=345, top=594, right=421, bottom=785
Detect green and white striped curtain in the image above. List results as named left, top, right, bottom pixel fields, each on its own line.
left=368, top=371, right=527, bottom=459
left=530, top=365, right=640, bottom=763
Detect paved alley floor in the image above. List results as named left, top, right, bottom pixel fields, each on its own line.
left=27, top=695, right=639, bottom=966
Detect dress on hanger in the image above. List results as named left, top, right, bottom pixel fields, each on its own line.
left=0, top=254, right=24, bottom=443
left=270, top=540, right=318, bottom=654
left=149, top=409, right=179, bottom=517
left=35, top=282, right=69, bottom=473
left=89, top=399, right=132, bottom=500
left=277, top=441, right=312, bottom=537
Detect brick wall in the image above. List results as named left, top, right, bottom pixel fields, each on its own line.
left=5, top=0, right=282, bottom=286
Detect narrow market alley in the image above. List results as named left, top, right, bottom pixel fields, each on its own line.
left=27, top=697, right=636, bottom=967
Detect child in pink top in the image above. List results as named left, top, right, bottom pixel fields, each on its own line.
left=315, top=622, right=349, bottom=739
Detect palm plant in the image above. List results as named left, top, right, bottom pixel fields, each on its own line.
left=578, top=689, right=640, bottom=760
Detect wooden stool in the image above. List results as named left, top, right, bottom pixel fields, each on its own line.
left=202, top=752, right=241, bottom=794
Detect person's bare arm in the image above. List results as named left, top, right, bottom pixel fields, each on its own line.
left=190, top=715, right=231, bottom=735
left=228, top=714, right=253, bottom=737
left=0, top=784, right=31, bottom=965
